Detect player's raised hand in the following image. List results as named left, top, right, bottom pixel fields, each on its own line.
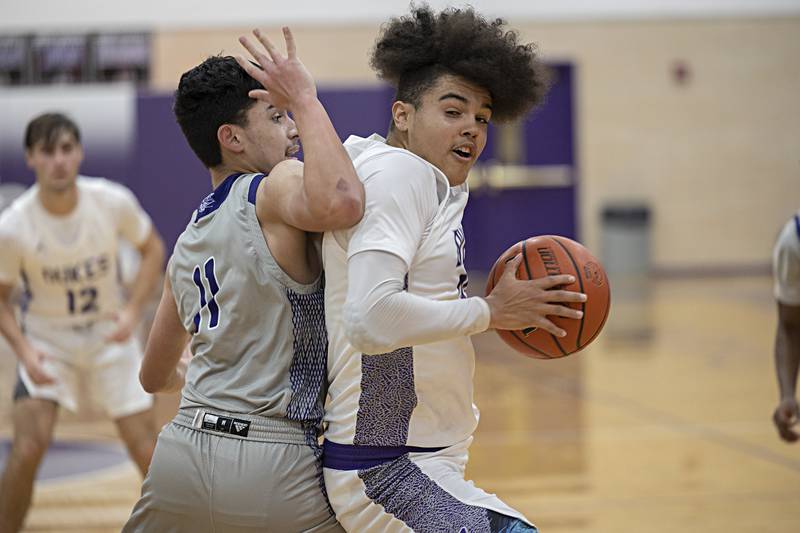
left=484, top=254, right=587, bottom=336
left=236, top=27, right=316, bottom=111
left=21, top=346, right=56, bottom=385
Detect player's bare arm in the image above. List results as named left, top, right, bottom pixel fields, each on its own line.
left=107, top=228, right=165, bottom=343
left=0, top=283, right=56, bottom=385
left=237, top=27, right=364, bottom=232
left=774, top=301, right=800, bottom=442
left=139, top=276, right=191, bottom=394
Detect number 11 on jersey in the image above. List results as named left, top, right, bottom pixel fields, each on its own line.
left=192, top=257, right=221, bottom=332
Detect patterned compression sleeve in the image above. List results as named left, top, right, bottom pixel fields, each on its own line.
left=343, top=250, right=490, bottom=355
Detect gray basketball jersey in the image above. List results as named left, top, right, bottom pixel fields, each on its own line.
left=169, top=172, right=327, bottom=425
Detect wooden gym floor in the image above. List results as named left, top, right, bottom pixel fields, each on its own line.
left=1, top=275, right=798, bottom=532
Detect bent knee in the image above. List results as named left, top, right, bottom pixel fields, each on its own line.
left=11, top=435, right=51, bottom=465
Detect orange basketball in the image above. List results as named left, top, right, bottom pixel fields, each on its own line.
left=485, top=235, right=611, bottom=359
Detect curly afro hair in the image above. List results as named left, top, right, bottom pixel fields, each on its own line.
left=371, top=5, right=549, bottom=123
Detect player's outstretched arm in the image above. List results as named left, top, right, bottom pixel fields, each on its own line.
left=344, top=253, right=586, bottom=355
left=341, top=154, right=584, bottom=354
left=344, top=251, right=492, bottom=354
left=0, top=283, right=55, bottom=385
left=140, top=276, right=191, bottom=394
left=774, top=301, right=800, bottom=443
left=237, top=27, right=364, bottom=232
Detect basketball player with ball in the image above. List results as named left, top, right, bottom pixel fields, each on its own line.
left=321, top=6, right=598, bottom=532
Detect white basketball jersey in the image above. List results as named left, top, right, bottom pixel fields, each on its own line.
left=0, top=176, right=152, bottom=327
left=323, top=135, right=479, bottom=448
left=774, top=211, right=800, bottom=305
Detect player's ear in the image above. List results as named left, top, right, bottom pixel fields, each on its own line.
left=391, top=101, right=413, bottom=133
left=75, top=143, right=84, bottom=166
left=218, top=124, right=245, bottom=154
left=24, top=148, right=35, bottom=169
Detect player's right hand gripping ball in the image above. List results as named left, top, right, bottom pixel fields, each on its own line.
left=486, top=235, right=611, bottom=359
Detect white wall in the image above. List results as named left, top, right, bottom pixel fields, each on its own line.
left=1, top=0, right=799, bottom=32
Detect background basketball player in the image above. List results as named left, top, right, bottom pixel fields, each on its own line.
left=0, top=112, right=165, bottom=532
left=772, top=211, right=800, bottom=443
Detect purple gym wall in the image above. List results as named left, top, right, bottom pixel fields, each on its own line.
left=465, top=63, right=576, bottom=271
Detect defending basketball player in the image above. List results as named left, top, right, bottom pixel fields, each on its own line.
left=772, top=212, right=800, bottom=443
left=321, top=7, right=586, bottom=532
left=0, top=113, right=165, bottom=533
left=123, top=28, right=362, bottom=531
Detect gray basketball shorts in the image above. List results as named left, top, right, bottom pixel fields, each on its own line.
left=123, top=409, right=343, bottom=532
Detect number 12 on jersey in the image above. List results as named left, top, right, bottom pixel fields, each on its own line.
left=192, top=257, right=221, bottom=332
left=67, top=287, right=98, bottom=314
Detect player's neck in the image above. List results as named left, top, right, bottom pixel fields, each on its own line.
left=209, top=161, right=256, bottom=189
left=37, top=184, right=79, bottom=216
left=209, top=167, right=235, bottom=189
left=386, top=130, right=408, bottom=151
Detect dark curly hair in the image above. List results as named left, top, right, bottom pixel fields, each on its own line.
left=173, top=56, right=262, bottom=168
left=371, top=5, right=549, bottom=123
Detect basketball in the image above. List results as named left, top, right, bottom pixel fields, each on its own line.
left=485, top=235, right=611, bottom=359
